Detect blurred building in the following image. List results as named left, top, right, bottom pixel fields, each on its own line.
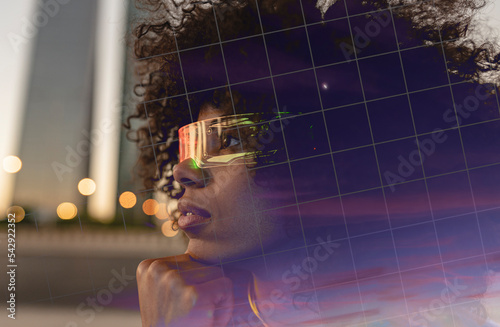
left=12, top=0, right=98, bottom=221
left=10, top=0, right=166, bottom=226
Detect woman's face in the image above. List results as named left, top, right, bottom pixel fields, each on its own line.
left=173, top=105, right=289, bottom=264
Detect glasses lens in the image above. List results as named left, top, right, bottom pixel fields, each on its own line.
left=178, top=114, right=258, bottom=167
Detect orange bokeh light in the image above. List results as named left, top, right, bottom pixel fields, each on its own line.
left=78, top=178, right=96, bottom=196
left=119, top=191, right=137, bottom=209
left=142, top=199, right=159, bottom=216
left=57, top=202, right=78, bottom=220
left=161, top=220, right=178, bottom=237
left=3, top=155, right=22, bottom=173
left=6, top=206, right=25, bottom=223
left=155, top=203, right=170, bottom=220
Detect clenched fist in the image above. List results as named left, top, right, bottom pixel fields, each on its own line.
left=136, top=254, right=234, bottom=327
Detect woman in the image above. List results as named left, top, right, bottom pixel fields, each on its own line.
left=127, top=0, right=500, bottom=325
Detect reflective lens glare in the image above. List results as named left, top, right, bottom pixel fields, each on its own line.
left=179, top=114, right=261, bottom=168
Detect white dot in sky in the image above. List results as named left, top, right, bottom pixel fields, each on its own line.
left=321, top=83, right=328, bottom=90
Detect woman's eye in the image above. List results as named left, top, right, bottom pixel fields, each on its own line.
left=221, top=134, right=241, bottom=149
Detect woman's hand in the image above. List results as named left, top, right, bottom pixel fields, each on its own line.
left=136, top=253, right=234, bottom=327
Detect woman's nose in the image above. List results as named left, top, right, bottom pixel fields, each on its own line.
left=173, top=159, right=208, bottom=188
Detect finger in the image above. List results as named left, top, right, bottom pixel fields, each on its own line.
left=196, top=277, right=234, bottom=327
left=160, top=270, right=196, bottom=325
left=181, top=265, right=227, bottom=285
left=139, top=254, right=226, bottom=284
left=169, top=276, right=234, bottom=327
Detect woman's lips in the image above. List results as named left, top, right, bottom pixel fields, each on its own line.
left=178, top=213, right=211, bottom=230
left=177, top=202, right=211, bottom=230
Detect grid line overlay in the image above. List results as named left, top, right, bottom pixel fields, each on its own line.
left=389, top=3, right=452, bottom=326
left=239, top=0, right=327, bottom=324
left=132, top=0, right=499, bottom=325
left=136, top=0, right=443, bottom=62
left=139, top=44, right=466, bottom=106
left=343, top=1, right=415, bottom=325
left=298, top=0, right=370, bottom=325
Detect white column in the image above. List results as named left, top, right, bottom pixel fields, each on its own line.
left=88, top=0, right=129, bottom=222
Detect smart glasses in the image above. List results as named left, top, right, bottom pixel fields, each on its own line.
left=178, top=114, right=266, bottom=168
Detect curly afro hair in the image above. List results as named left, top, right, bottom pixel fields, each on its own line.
left=125, top=0, right=499, bottom=200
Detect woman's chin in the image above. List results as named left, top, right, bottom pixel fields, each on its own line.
left=186, top=239, right=261, bottom=265
left=185, top=241, right=223, bottom=264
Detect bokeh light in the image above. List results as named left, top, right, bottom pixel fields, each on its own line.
left=161, top=220, right=178, bottom=238
left=78, top=178, right=96, bottom=196
left=3, top=155, right=22, bottom=173
left=155, top=203, right=170, bottom=220
left=57, top=202, right=78, bottom=220
left=142, top=199, right=159, bottom=216
left=6, top=206, right=25, bottom=223
left=119, top=191, right=136, bottom=209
